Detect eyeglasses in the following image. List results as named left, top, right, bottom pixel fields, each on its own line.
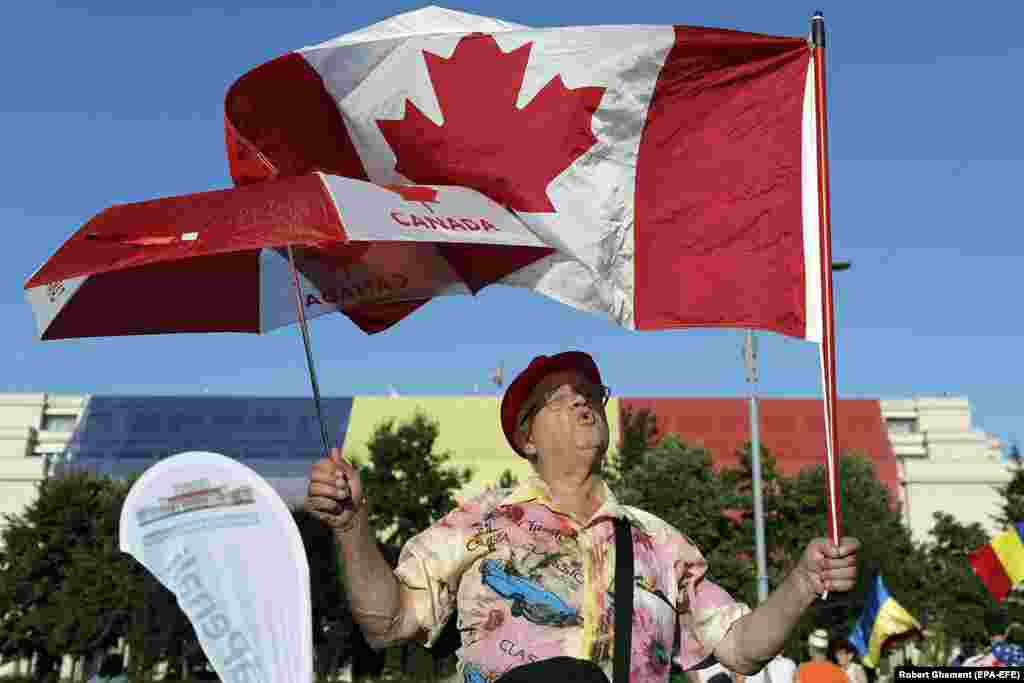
left=519, top=382, right=611, bottom=430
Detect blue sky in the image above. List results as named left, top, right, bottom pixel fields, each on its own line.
left=3, top=2, right=1022, bottom=450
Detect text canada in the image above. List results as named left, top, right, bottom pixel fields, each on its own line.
left=390, top=211, right=500, bottom=232
left=305, top=274, right=410, bottom=307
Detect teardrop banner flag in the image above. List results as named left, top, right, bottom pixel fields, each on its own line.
left=119, top=451, right=312, bottom=683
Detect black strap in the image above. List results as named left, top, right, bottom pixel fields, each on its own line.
left=614, top=518, right=634, bottom=683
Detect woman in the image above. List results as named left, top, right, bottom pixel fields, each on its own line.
left=832, top=639, right=868, bottom=683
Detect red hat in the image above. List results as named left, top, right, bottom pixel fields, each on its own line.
left=500, top=351, right=603, bottom=458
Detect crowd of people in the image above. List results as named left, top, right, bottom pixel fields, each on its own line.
left=691, top=612, right=1024, bottom=683
left=696, top=629, right=865, bottom=683
left=951, top=616, right=1024, bottom=668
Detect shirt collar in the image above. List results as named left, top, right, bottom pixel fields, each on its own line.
left=499, top=474, right=647, bottom=532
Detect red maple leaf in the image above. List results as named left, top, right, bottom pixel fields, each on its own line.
left=381, top=184, right=439, bottom=204
left=378, top=34, right=605, bottom=213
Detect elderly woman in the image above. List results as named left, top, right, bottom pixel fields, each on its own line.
left=306, top=351, right=860, bottom=683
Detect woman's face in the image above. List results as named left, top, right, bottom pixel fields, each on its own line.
left=836, top=649, right=853, bottom=666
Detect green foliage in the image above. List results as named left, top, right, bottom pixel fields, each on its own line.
left=716, top=442, right=793, bottom=607
left=0, top=471, right=140, bottom=682
left=747, top=453, right=924, bottom=661
left=497, top=468, right=520, bottom=490
left=291, top=507, right=359, bottom=678
left=329, top=411, right=477, bottom=679
left=608, top=405, right=658, bottom=484
left=613, top=434, right=739, bottom=560
left=912, top=512, right=992, bottom=651
left=994, top=458, right=1024, bottom=529
left=612, top=424, right=932, bottom=665
left=359, top=411, right=475, bottom=549
left=609, top=432, right=750, bottom=620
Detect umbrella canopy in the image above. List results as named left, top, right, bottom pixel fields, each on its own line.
left=24, top=172, right=553, bottom=340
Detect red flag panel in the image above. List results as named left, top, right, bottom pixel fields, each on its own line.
left=634, top=26, right=810, bottom=337
left=970, top=543, right=1013, bottom=602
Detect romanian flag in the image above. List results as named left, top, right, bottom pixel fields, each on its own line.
left=848, top=574, right=921, bottom=668
left=969, top=523, right=1024, bottom=602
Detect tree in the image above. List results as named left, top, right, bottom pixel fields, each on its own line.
left=1009, top=442, right=1022, bottom=468
left=358, top=411, right=474, bottom=550
left=52, top=477, right=137, bottom=675
left=497, top=469, right=520, bottom=489
left=716, top=442, right=793, bottom=606
left=993, top=455, right=1024, bottom=529
left=914, top=512, right=993, bottom=654
left=291, top=507, right=358, bottom=681
left=611, top=434, right=746, bottom=592
left=0, top=469, right=206, bottom=683
left=332, top=412, right=475, bottom=681
left=732, top=452, right=926, bottom=662
left=608, top=405, right=659, bottom=485
left=0, top=471, right=137, bottom=682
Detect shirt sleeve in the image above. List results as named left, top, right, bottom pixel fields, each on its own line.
left=391, top=494, right=490, bottom=648
left=671, top=534, right=751, bottom=671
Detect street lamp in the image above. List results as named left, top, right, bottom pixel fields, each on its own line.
left=745, top=259, right=852, bottom=604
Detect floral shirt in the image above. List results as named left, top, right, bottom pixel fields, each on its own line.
left=393, top=475, right=751, bottom=683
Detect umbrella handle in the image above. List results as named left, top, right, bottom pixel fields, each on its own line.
left=286, top=244, right=332, bottom=454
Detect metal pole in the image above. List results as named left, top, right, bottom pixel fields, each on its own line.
left=285, top=244, right=332, bottom=454
left=744, top=331, right=769, bottom=604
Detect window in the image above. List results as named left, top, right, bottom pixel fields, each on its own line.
left=128, top=412, right=162, bottom=434
left=887, top=418, right=918, bottom=434
left=42, top=415, right=77, bottom=432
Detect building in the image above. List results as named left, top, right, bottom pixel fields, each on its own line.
left=0, top=392, right=1007, bottom=541
left=881, top=396, right=1007, bottom=543
left=620, top=397, right=905, bottom=502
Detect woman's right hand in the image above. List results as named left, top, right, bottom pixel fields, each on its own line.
left=305, top=447, right=367, bottom=535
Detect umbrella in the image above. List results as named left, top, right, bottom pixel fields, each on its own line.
left=25, top=172, right=553, bottom=449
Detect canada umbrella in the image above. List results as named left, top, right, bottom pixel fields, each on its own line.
left=24, top=172, right=553, bottom=448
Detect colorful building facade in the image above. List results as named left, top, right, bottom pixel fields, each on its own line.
left=0, top=392, right=1005, bottom=541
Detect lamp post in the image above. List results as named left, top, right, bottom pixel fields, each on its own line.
left=745, top=259, right=852, bottom=604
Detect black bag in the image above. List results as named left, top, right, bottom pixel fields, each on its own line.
left=436, top=517, right=635, bottom=683
left=494, top=656, right=611, bottom=682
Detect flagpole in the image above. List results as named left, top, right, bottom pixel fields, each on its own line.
left=811, top=11, right=843, bottom=552
left=286, top=244, right=332, bottom=455
left=744, top=331, right=770, bottom=605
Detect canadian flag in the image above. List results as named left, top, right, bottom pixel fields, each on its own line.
left=225, top=6, right=824, bottom=341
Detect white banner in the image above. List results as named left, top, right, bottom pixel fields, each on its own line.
left=119, top=451, right=312, bottom=683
